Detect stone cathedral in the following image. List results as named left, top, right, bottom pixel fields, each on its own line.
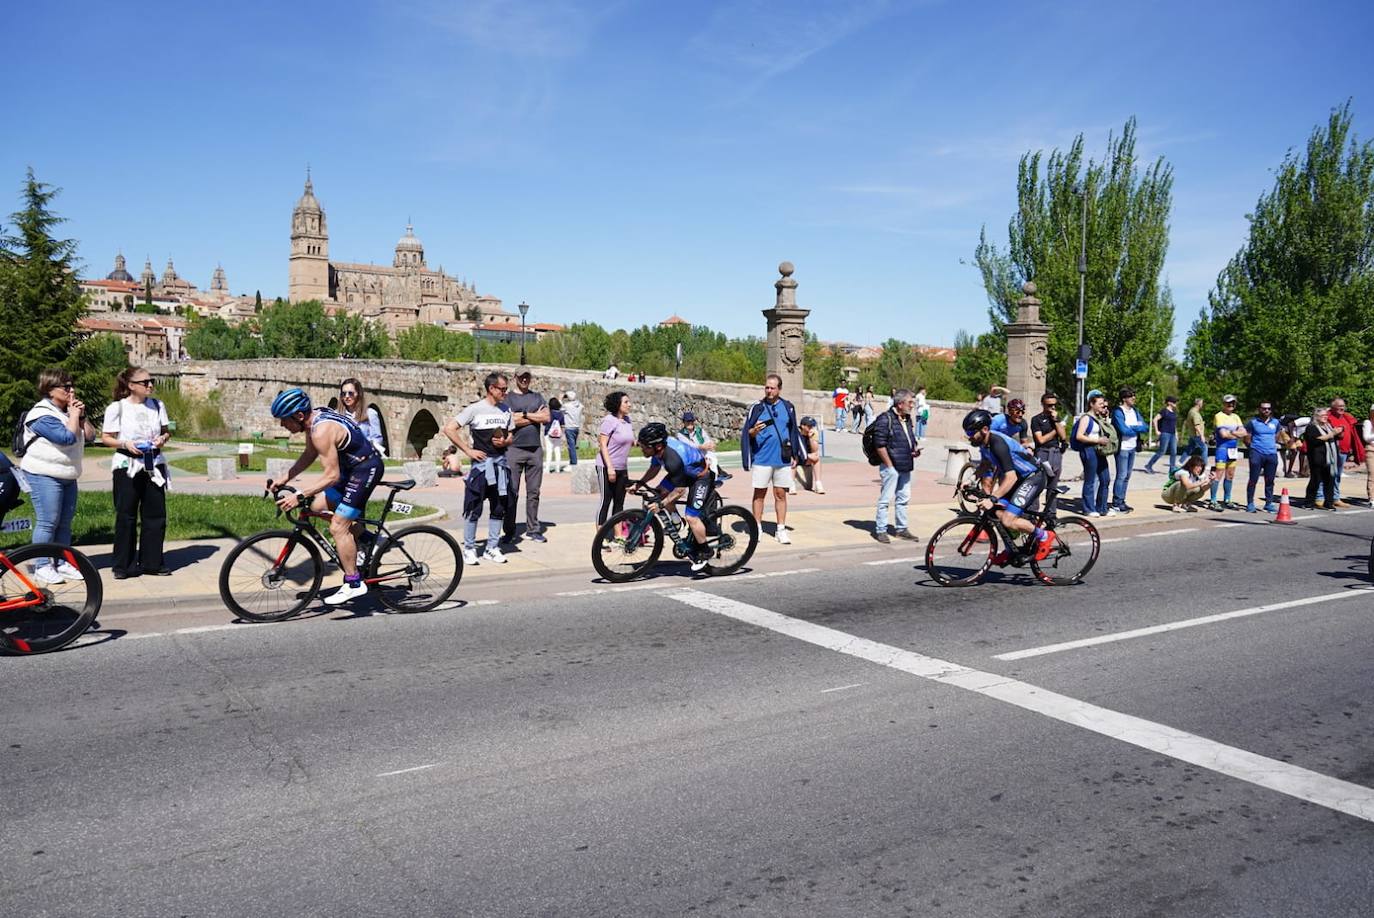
left=287, top=172, right=504, bottom=333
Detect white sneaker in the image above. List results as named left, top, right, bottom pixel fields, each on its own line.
left=776, top=529, right=791, bottom=545
left=788, top=485, right=798, bottom=495
left=815, top=485, right=826, bottom=494
left=1086, top=511, right=1102, bottom=518
left=462, top=547, right=479, bottom=566
left=32, top=566, right=66, bottom=586
left=323, top=579, right=368, bottom=605
left=482, top=546, right=508, bottom=564
left=56, top=560, right=83, bottom=582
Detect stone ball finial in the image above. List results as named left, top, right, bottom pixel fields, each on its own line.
left=1022, top=281, right=1037, bottom=296
left=778, top=261, right=794, bottom=277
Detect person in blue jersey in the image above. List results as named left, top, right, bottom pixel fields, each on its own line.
left=978, top=398, right=1029, bottom=493
left=963, top=409, right=1057, bottom=562
left=269, top=387, right=384, bottom=606
left=1244, top=401, right=1282, bottom=513
left=633, top=422, right=716, bottom=572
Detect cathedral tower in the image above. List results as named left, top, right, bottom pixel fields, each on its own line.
left=289, top=169, right=330, bottom=302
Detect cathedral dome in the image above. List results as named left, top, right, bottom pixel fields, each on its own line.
left=295, top=177, right=322, bottom=214
left=395, top=223, right=423, bottom=252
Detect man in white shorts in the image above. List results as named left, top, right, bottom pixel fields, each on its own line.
left=740, top=374, right=805, bottom=544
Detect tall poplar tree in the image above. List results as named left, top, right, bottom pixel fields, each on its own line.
left=0, top=169, right=86, bottom=426
left=1185, top=101, right=1374, bottom=411
left=969, top=118, right=1175, bottom=399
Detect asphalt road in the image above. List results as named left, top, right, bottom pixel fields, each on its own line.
left=4, top=509, right=1374, bottom=917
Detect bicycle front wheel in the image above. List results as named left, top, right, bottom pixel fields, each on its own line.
left=703, top=505, right=759, bottom=576
left=1031, top=515, right=1100, bottom=585
left=925, top=517, right=994, bottom=586
left=219, top=530, right=323, bottom=622
left=592, top=509, right=663, bottom=582
left=369, top=525, right=463, bottom=613
left=0, top=544, right=102, bottom=654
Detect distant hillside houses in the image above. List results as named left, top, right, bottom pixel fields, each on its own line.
left=824, top=341, right=956, bottom=363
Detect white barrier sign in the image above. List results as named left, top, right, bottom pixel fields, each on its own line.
left=238, top=443, right=254, bottom=455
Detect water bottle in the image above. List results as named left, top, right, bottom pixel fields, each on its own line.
left=669, top=509, right=686, bottom=537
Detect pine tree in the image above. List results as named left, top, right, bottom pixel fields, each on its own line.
left=970, top=119, right=1175, bottom=400
left=0, top=169, right=86, bottom=426
left=1184, top=101, right=1374, bottom=411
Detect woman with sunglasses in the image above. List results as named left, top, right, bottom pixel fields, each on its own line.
left=100, top=367, right=172, bottom=578
left=339, top=377, right=385, bottom=456
left=17, top=368, right=92, bottom=585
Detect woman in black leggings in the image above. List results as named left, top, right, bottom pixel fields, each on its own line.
left=596, top=390, right=634, bottom=525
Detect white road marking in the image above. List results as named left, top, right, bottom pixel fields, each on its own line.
left=557, top=568, right=820, bottom=597
left=863, top=557, right=919, bottom=566
left=820, top=682, right=869, bottom=693
left=376, top=763, right=442, bottom=777
left=1100, top=537, right=1129, bottom=544
left=664, top=588, right=1374, bottom=824
left=1138, top=528, right=1198, bottom=537
left=1213, top=522, right=1245, bottom=529
left=994, top=588, right=1374, bottom=661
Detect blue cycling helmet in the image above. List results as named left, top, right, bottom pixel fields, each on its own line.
left=270, top=387, right=313, bottom=418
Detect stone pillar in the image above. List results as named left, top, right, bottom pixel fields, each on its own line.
left=762, top=262, right=810, bottom=397
left=1005, top=281, right=1050, bottom=405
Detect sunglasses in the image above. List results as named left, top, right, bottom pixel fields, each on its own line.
left=57, top=384, right=75, bottom=391
left=132, top=379, right=155, bottom=387
left=340, top=390, right=358, bottom=397
left=490, top=385, right=509, bottom=392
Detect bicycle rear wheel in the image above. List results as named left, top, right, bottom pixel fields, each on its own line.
left=924, top=517, right=994, bottom=586
left=369, top=525, right=463, bottom=612
left=219, top=530, right=323, bottom=622
left=592, top=509, right=663, bottom=582
left=1031, top=516, right=1100, bottom=585
left=956, top=462, right=981, bottom=513
left=0, top=544, right=102, bottom=654
left=703, top=505, right=758, bottom=576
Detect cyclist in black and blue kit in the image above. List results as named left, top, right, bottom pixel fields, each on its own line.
left=269, top=387, right=384, bottom=605
left=633, top=422, right=715, bottom=572
left=963, top=408, right=1058, bottom=562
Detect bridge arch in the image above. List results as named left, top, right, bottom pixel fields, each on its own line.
left=403, top=408, right=442, bottom=460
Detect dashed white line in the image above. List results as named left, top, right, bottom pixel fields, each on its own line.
left=1138, top=528, right=1198, bottom=537
left=994, top=587, right=1374, bottom=661
left=863, top=557, right=919, bottom=566
left=664, top=587, right=1374, bottom=825
left=820, top=682, right=869, bottom=693
left=376, top=763, right=442, bottom=778
left=556, top=568, right=820, bottom=597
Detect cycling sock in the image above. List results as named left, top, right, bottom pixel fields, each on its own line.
left=1033, top=526, right=1047, bottom=541
left=1223, top=479, right=1234, bottom=502
left=344, top=572, right=361, bottom=585
left=1209, top=480, right=1220, bottom=502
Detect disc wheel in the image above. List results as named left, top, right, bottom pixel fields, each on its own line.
left=592, top=509, right=663, bottom=582
left=1031, top=515, right=1100, bottom=585
left=925, top=516, right=994, bottom=586
left=703, top=505, right=759, bottom=576
left=0, top=543, right=102, bottom=654
left=369, top=525, right=463, bottom=612
left=219, top=530, right=323, bottom=622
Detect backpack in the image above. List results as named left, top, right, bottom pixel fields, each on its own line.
left=861, top=413, right=886, bottom=466
left=547, top=417, right=563, bottom=440
left=1098, top=419, right=1120, bottom=457
left=10, top=413, right=39, bottom=459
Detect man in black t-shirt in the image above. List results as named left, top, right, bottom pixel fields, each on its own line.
left=1030, top=391, right=1068, bottom=515
left=1143, top=395, right=1179, bottom=476
left=503, top=369, right=550, bottom=544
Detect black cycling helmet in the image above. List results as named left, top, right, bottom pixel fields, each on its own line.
left=637, top=422, right=669, bottom=447
left=962, top=408, right=993, bottom=436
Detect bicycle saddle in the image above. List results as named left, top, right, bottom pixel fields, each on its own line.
left=381, top=479, right=417, bottom=491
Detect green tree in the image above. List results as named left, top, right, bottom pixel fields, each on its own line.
left=254, top=290, right=263, bottom=313
left=464, top=304, right=481, bottom=322
left=953, top=330, right=1008, bottom=396
left=1184, top=101, right=1374, bottom=413
left=395, top=324, right=474, bottom=362
left=65, top=333, right=129, bottom=420
left=0, top=169, right=86, bottom=425
left=184, top=316, right=263, bottom=360
left=971, top=118, right=1175, bottom=399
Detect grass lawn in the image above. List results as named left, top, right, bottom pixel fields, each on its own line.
left=0, top=492, right=437, bottom=550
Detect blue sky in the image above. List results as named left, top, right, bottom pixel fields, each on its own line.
left=4, top=0, right=1370, bottom=350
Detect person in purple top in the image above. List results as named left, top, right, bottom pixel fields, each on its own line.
left=595, top=391, right=635, bottom=525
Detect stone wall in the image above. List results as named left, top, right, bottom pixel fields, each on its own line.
left=150, top=359, right=979, bottom=459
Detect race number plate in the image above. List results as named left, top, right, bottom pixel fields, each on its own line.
left=2, top=517, right=33, bottom=533
left=393, top=502, right=414, bottom=515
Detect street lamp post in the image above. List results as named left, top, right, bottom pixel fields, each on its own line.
left=518, top=301, right=529, bottom=366
left=1145, top=381, right=1155, bottom=449
left=1076, top=183, right=1089, bottom=417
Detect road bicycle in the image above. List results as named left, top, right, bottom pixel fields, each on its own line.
left=591, top=482, right=759, bottom=582
left=953, top=458, right=982, bottom=513
left=925, top=484, right=1100, bottom=587
left=0, top=513, right=102, bottom=654
left=218, top=479, right=462, bottom=622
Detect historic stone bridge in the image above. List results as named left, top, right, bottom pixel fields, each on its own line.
left=150, top=359, right=839, bottom=459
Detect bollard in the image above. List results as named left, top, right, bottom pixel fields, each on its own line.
left=937, top=443, right=970, bottom=486
left=206, top=458, right=237, bottom=481
left=265, top=458, right=295, bottom=485
left=403, top=460, right=438, bottom=488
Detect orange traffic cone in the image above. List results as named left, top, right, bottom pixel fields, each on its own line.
left=1273, top=488, right=1297, bottom=525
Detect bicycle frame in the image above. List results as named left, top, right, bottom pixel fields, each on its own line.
left=0, top=548, right=80, bottom=613
left=624, top=486, right=723, bottom=556
left=271, top=484, right=416, bottom=588
left=955, top=485, right=1052, bottom=567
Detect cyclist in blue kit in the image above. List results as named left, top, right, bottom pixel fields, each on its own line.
left=632, top=422, right=716, bottom=572
left=269, top=387, right=383, bottom=605
left=963, top=408, right=1057, bottom=563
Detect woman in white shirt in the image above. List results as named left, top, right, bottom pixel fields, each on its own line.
left=340, top=377, right=386, bottom=457
left=100, top=367, right=172, bottom=578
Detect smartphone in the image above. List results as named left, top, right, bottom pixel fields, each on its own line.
left=760, top=418, right=775, bottom=427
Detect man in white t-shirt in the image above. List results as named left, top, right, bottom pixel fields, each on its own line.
left=442, top=371, right=516, bottom=567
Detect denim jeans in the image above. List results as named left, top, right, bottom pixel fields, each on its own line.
left=1144, top=432, right=1177, bottom=474
left=463, top=514, right=503, bottom=552
left=28, top=474, right=78, bottom=568
left=1185, top=435, right=1209, bottom=460
left=835, top=407, right=847, bottom=431
left=875, top=465, right=911, bottom=533
left=566, top=429, right=579, bottom=465
left=1080, top=449, right=1111, bottom=515
left=1247, top=452, right=1278, bottom=506
left=915, top=418, right=927, bottom=439
left=1315, top=451, right=1347, bottom=502
left=1112, top=449, right=1137, bottom=507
